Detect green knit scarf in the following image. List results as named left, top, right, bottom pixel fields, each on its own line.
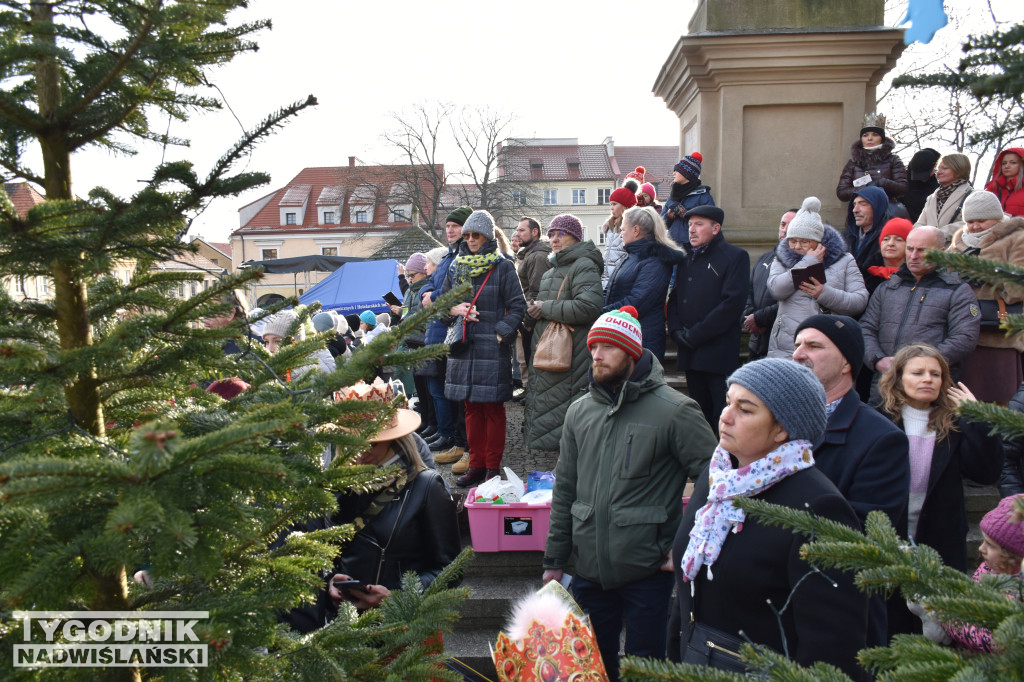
left=453, top=250, right=502, bottom=284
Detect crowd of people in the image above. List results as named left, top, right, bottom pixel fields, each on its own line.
left=219, top=116, right=1024, bottom=677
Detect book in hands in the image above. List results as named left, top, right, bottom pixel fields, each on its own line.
left=791, top=262, right=827, bottom=289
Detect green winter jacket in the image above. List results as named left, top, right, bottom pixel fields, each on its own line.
left=524, top=240, right=604, bottom=450
left=542, top=351, right=716, bottom=589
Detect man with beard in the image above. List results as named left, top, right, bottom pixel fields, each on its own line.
left=661, top=152, right=716, bottom=248
left=542, top=306, right=716, bottom=681
left=514, top=216, right=552, bottom=380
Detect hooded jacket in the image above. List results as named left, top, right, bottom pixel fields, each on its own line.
left=666, top=230, right=749, bottom=375
left=603, top=237, right=685, bottom=360
left=843, top=186, right=890, bottom=294
left=542, top=351, right=716, bottom=589
left=984, top=147, right=1024, bottom=217
left=524, top=240, right=604, bottom=451
left=948, top=215, right=1024, bottom=351
left=766, top=225, right=868, bottom=358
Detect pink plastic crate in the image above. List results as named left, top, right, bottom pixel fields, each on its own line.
left=464, top=487, right=552, bottom=552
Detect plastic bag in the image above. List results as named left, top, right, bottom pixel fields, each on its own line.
left=475, top=467, right=526, bottom=503
left=527, top=470, right=555, bottom=492
left=520, top=489, right=553, bottom=505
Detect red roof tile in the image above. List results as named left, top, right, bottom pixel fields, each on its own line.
left=235, top=164, right=443, bottom=235
left=612, top=146, right=680, bottom=200
left=501, top=145, right=614, bottom=181
left=3, top=182, right=46, bottom=218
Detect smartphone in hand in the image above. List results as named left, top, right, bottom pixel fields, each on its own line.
left=332, top=579, right=370, bottom=594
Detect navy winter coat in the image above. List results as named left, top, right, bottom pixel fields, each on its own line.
left=422, top=239, right=462, bottom=346
left=662, top=184, right=715, bottom=248
left=603, top=237, right=685, bottom=361
left=667, top=231, right=749, bottom=375
left=438, top=240, right=525, bottom=403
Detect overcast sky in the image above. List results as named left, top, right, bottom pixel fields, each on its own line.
left=64, top=0, right=1023, bottom=244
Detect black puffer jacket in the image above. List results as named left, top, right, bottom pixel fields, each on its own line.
left=604, top=237, right=685, bottom=361
left=744, top=249, right=778, bottom=359
left=439, top=239, right=526, bottom=403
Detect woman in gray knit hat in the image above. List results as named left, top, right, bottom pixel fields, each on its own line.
left=670, top=357, right=868, bottom=676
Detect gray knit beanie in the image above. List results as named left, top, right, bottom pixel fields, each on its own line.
left=785, top=197, right=825, bottom=242
left=962, top=190, right=1006, bottom=222
left=262, top=309, right=303, bottom=341
left=462, top=210, right=496, bottom=239
left=312, top=310, right=338, bottom=333
left=727, top=358, right=827, bottom=443
left=426, top=246, right=448, bottom=266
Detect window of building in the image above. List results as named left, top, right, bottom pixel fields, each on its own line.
left=323, top=211, right=335, bottom=224
left=190, top=281, right=198, bottom=297
left=285, top=212, right=296, bottom=225
left=261, top=248, right=278, bottom=260
left=392, top=208, right=407, bottom=221
left=598, top=230, right=606, bottom=246
left=356, top=210, right=368, bottom=223
left=177, top=283, right=185, bottom=298
left=598, top=188, right=611, bottom=205
left=322, top=246, right=338, bottom=257
left=544, top=189, right=557, bottom=206
left=513, top=190, right=527, bottom=206
left=37, top=276, right=49, bottom=296
left=572, top=189, right=586, bottom=205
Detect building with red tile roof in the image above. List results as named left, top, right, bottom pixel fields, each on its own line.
left=231, top=159, right=445, bottom=304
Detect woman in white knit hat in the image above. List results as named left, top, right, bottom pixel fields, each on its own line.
left=947, top=189, right=1022, bottom=402
left=766, top=197, right=868, bottom=359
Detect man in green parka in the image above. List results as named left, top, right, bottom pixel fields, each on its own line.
left=541, top=306, right=716, bottom=681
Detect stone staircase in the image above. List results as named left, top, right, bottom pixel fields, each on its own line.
left=437, top=342, right=1002, bottom=677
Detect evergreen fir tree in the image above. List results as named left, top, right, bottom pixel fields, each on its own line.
left=0, top=2, right=472, bottom=679
left=894, top=22, right=1024, bottom=147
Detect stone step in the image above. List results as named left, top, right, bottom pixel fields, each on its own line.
left=444, top=627, right=498, bottom=679
left=456, top=575, right=542, bottom=628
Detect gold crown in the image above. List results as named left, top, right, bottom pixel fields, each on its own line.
left=862, top=112, right=886, bottom=131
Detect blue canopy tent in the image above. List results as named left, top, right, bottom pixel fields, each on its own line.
left=298, top=259, right=402, bottom=315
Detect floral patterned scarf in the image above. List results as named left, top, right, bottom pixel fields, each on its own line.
left=680, top=440, right=815, bottom=582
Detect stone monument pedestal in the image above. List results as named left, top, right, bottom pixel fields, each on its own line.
left=653, top=0, right=905, bottom=251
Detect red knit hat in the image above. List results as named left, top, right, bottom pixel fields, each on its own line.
left=625, top=166, right=646, bottom=184
left=609, top=187, right=637, bottom=209
left=878, top=217, right=914, bottom=245
left=587, top=306, right=643, bottom=360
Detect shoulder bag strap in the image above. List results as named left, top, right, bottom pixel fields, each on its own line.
left=462, top=267, right=495, bottom=334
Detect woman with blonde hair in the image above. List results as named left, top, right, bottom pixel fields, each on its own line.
left=603, top=206, right=684, bottom=361
left=915, top=153, right=973, bottom=245
left=878, top=344, right=1002, bottom=573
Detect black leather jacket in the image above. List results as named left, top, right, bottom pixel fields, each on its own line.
left=335, top=467, right=461, bottom=590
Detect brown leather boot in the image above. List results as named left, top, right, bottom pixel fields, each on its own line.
left=456, top=467, right=487, bottom=487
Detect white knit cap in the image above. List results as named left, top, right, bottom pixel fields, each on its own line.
left=962, top=190, right=1006, bottom=222
left=785, top=197, right=824, bottom=242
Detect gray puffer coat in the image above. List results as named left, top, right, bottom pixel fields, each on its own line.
left=525, top=240, right=604, bottom=450
left=767, top=225, right=868, bottom=358
left=439, top=240, right=525, bottom=403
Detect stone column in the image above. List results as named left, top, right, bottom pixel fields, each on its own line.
left=653, top=0, right=905, bottom=251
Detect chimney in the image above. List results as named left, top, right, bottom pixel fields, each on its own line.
left=603, top=136, right=614, bottom=157
left=348, top=156, right=356, bottom=167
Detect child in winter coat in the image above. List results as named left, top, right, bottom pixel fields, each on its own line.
left=939, top=495, right=1024, bottom=652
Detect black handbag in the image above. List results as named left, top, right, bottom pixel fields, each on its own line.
left=979, top=298, right=1023, bottom=331
left=682, top=621, right=748, bottom=672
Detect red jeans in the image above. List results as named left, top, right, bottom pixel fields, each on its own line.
left=464, top=401, right=506, bottom=470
